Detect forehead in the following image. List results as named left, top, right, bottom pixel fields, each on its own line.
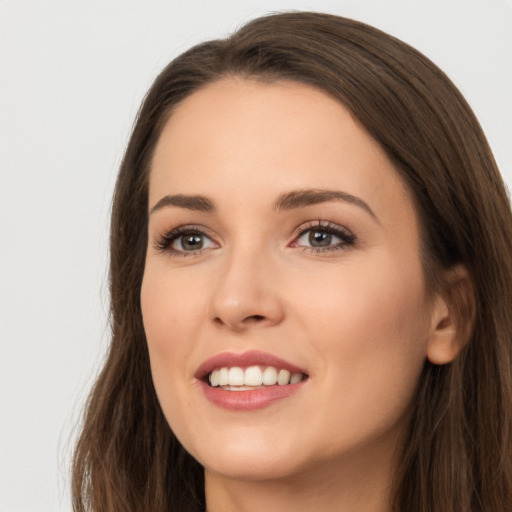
left=149, top=78, right=413, bottom=222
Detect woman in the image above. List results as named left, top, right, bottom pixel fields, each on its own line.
left=72, top=11, right=512, bottom=512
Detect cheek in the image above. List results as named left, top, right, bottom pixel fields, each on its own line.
left=140, top=267, right=214, bottom=457
left=140, top=266, right=208, bottom=402
left=298, top=259, right=430, bottom=434
left=142, top=263, right=206, bottom=344
left=307, top=252, right=430, bottom=347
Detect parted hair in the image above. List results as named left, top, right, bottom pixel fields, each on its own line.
left=72, top=11, right=512, bottom=511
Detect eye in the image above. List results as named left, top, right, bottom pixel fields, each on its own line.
left=291, top=221, right=356, bottom=252
left=301, top=230, right=335, bottom=248
left=171, top=232, right=215, bottom=251
left=154, top=226, right=217, bottom=256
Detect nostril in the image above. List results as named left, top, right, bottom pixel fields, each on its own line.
left=246, top=315, right=265, bottom=322
left=212, top=312, right=275, bottom=329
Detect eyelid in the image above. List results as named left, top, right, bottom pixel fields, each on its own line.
left=153, top=224, right=219, bottom=256
left=289, top=220, right=356, bottom=251
left=291, top=219, right=353, bottom=237
left=153, top=219, right=356, bottom=257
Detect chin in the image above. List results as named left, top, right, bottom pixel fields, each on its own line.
left=188, top=433, right=306, bottom=482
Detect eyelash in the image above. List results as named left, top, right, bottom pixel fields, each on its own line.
left=154, top=225, right=214, bottom=257
left=292, top=220, right=356, bottom=253
left=154, top=220, right=356, bottom=257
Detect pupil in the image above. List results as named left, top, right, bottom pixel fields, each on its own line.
left=182, top=234, right=203, bottom=250
left=309, top=230, right=331, bottom=247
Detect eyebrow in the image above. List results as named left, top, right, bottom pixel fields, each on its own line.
left=150, top=194, right=215, bottom=214
left=149, top=188, right=378, bottom=222
left=273, top=189, right=378, bottom=221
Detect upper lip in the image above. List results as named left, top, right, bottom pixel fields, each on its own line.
left=195, top=350, right=308, bottom=380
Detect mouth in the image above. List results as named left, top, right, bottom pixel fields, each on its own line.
left=206, top=365, right=307, bottom=390
left=196, top=350, right=309, bottom=409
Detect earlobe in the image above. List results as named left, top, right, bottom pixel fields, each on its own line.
left=426, top=265, right=475, bottom=365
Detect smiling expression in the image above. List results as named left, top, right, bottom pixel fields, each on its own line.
left=141, top=78, right=441, bottom=482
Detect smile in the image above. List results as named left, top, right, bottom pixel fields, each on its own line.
left=209, top=366, right=305, bottom=389
left=196, top=350, right=309, bottom=410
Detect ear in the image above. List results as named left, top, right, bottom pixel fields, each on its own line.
left=427, top=265, right=475, bottom=365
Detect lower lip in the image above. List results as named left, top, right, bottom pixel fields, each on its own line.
left=198, top=379, right=306, bottom=411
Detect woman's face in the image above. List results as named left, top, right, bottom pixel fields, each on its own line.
left=141, top=79, right=441, bottom=482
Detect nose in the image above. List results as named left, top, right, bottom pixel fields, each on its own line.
left=209, top=248, right=285, bottom=332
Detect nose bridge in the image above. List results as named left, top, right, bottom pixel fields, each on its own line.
left=209, top=237, right=283, bottom=330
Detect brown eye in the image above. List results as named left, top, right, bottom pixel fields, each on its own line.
left=308, top=230, right=332, bottom=247
left=175, top=233, right=205, bottom=251
left=154, top=225, right=218, bottom=256
left=293, top=222, right=356, bottom=253
left=297, top=228, right=344, bottom=249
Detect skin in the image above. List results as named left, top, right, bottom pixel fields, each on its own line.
left=141, top=78, right=460, bottom=512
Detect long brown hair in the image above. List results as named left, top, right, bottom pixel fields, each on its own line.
left=72, top=11, right=512, bottom=511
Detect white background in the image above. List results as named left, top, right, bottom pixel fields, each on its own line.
left=0, top=1, right=510, bottom=510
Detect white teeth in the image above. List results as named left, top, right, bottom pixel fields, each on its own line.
left=228, top=367, right=245, bottom=386
left=262, top=367, right=278, bottom=385
left=219, top=367, right=229, bottom=386
left=209, top=370, right=220, bottom=387
left=278, top=369, right=291, bottom=385
left=290, top=373, right=303, bottom=384
left=208, top=366, right=305, bottom=388
left=245, top=366, right=263, bottom=386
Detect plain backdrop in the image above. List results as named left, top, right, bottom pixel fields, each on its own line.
left=0, top=1, right=511, bottom=510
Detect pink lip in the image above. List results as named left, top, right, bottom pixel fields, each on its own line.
left=195, top=350, right=309, bottom=411
left=198, top=380, right=306, bottom=411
